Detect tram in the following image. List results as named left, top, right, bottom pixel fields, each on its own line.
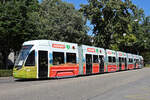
left=13, top=40, right=144, bottom=79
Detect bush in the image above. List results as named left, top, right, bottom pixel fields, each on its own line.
left=145, top=64, right=150, bottom=67
left=141, top=51, right=150, bottom=64
left=0, top=70, right=12, bottom=77
left=0, top=53, right=4, bottom=69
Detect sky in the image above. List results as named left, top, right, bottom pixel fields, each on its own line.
left=132, top=0, right=150, bottom=16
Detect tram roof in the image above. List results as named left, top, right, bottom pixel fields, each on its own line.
left=23, top=40, right=78, bottom=46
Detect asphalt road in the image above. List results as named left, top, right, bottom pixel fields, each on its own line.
left=0, top=68, right=150, bottom=100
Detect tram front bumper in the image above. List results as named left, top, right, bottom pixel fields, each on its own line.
left=13, top=68, right=26, bottom=79
left=13, top=67, right=37, bottom=79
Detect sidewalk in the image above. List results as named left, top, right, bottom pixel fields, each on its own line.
left=0, top=76, right=13, bottom=80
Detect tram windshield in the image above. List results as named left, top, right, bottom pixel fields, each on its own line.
left=15, top=45, right=33, bottom=68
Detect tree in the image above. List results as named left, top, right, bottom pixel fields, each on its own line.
left=39, top=0, right=91, bottom=45
left=135, top=16, right=150, bottom=63
left=0, top=0, right=40, bottom=69
left=136, top=16, right=150, bottom=51
left=80, top=0, right=140, bottom=51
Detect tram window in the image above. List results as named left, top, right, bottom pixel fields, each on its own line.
left=128, top=58, right=131, bottom=62
left=119, top=57, right=122, bottom=62
left=129, top=59, right=131, bottom=63
left=125, top=58, right=127, bottom=62
left=108, top=56, right=112, bottom=62
left=66, top=53, right=76, bottom=64
left=25, top=50, right=35, bottom=66
left=131, top=59, right=133, bottom=63
left=99, top=55, right=104, bottom=62
left=113, top=57, right=116, bottom=63
left=122, top=58, right=124, bottom=62
left=128, top=58, right=130, bottom=62
left=124, top=58, right=127, bottom=64
left=53, top=52, right=64, bottom=65
left=93, top=55, right=98, bottom=63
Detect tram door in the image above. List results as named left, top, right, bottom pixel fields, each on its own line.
left=86, top=54, right=92, bottom=74
left=38, top=51, right=48, bottom=78
left=119, top=57, right=122, bottom=71
left=125, top=58, right=127, bottom=70
left=134, top=59, right=136, bottom=69
left=99, top=55, right=104, bottom=73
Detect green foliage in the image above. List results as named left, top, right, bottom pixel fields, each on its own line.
left=39, top=0, right=91, bottom=45
left=135, top=16, right=150, bottom=52
left=80, top=0, right=150, bottom=55
left=145, top=64, right=150, bottom=67
left=0, top=0, right=40, bottom=52
left=0, top=70, right=12, bottom=77
left=0, top=53, right=3, bottom=68
left=0, top=0, right=40, bottom=69
left=141, top=51, right=150, bottom=64
left=80, top=0, right=138, bottom=49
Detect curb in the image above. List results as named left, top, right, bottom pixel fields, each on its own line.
left=0, top=77, right=13, bottom=80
